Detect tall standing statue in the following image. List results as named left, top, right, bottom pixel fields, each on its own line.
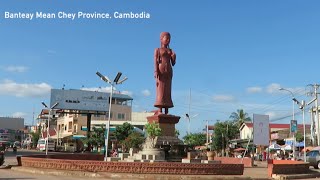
left=154, top=32, right=176, bottom=114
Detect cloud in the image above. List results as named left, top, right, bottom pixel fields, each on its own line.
left=0, top=79, right=51, bottom=97
left=142, top=89, right=151, bottom=97
left=266, top=83, right=281, bottom=94
left=265, top=111, right=276, bottom=119
left=265, top=83, right=305, bottom=95
left=121, top=90, right=133, bottom=97
left=3, top=66, right=28, bottom=73
left=12, top=112, right=27, bottom=118
left=212, top=94, right=235, bottom=102
left=247, top=87, right=263, bottom=93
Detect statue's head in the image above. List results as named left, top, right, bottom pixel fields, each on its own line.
left=160, top=32, right=171, bottom=46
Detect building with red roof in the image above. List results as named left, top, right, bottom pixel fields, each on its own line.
left=240, top=122, right=311, bottom=140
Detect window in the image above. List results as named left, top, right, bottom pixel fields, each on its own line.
left=307, top=151, right=312, bottom=156
left=68, top=122, right=72, bottom=132
left=108, top=98, right=116, bottom=105
left=73, top=125, right=77, bottom=133
left=312, top=151, right=320, bottom=157
left=117, top=113, right=125, bottom=120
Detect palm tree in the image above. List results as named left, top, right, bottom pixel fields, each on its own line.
left=229, top=109, right=251, bottom=128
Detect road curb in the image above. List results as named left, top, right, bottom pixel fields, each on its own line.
left=11, top=166, right=101, bottom=178
left=272, top=172, right=320, bottom=180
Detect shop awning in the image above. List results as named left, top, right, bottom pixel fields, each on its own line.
left=285, top=139, right=305, bottom=147
left=72, top=135, right=86, bottom=139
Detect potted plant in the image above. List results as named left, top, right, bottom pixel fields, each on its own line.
left=145, top=122, right=162, bottom=148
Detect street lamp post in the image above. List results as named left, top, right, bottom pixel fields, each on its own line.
left=41, top=101, right=59, bottom=156
left=279, top=88, right=296, bottom=160
left=292, top=98, right=307, bottom=162
left=185, top=113, right=198, bottom=134
left=96, top=71, right=128, bottom=162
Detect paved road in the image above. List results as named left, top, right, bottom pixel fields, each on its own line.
left=0, top=169, right=99, bottom=180
left=3, top=148, right=63, bottom=166
left=0, top=149, right=108, bottom=180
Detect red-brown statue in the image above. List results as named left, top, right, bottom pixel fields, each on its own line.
left=154, top=32, right=176, bottom=114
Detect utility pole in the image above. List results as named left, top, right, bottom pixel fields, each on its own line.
left=310, top=109, right=315, bottom=146
left=204, top=120, right=214, bottom=147
left=316, top=86, right=319, bottom=146
left=222, top=132, right=225, bottom=157
left=32, top=106, right=35, bottom=126
left=307, top=84, right=320, bottom=146
left=206, top=120, right=209, bottom=145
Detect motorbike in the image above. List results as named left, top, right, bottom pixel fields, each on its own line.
left=13, top=146, right=17, bottom=153
left=0, top=151, right=4, bottom=166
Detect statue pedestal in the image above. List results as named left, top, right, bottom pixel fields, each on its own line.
left=146, top=114, right=183, bottom=146
left=124, top=114, right=183, bottom=162
left=134, top=148, right=166, bottom=161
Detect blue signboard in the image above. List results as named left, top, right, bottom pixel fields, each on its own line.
left=290, top=120, right=297, bottom=133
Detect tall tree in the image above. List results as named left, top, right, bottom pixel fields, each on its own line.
left=81, top=125, right=105, bottom=150
left=121, top=132, right=145, bottom=151
left=229, top=109, right=251, bottom=128
left=30, top=127, right=41, bottom=148
left=183, top=132, right=206, bottom=147
left=90, top=125, right=105, bottom=148
left=211, top=120, right=238, bottom=152
left=114, top=122, right=134, bottom=143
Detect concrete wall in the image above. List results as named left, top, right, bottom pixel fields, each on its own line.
left=214, top=157, right=254, bottom=167
left=240, top=125, right=252, bottom=139
left=19, top=154, right=244, bottom=175
left=131, top=112, right=153, bottom=126
left=267, top=160, right=309, bottom=178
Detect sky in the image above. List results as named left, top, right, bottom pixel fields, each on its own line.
left=0, top=0, right=320, bottom=137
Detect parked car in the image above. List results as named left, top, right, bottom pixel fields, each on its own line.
left=304, top=150, right=320, bottom=169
